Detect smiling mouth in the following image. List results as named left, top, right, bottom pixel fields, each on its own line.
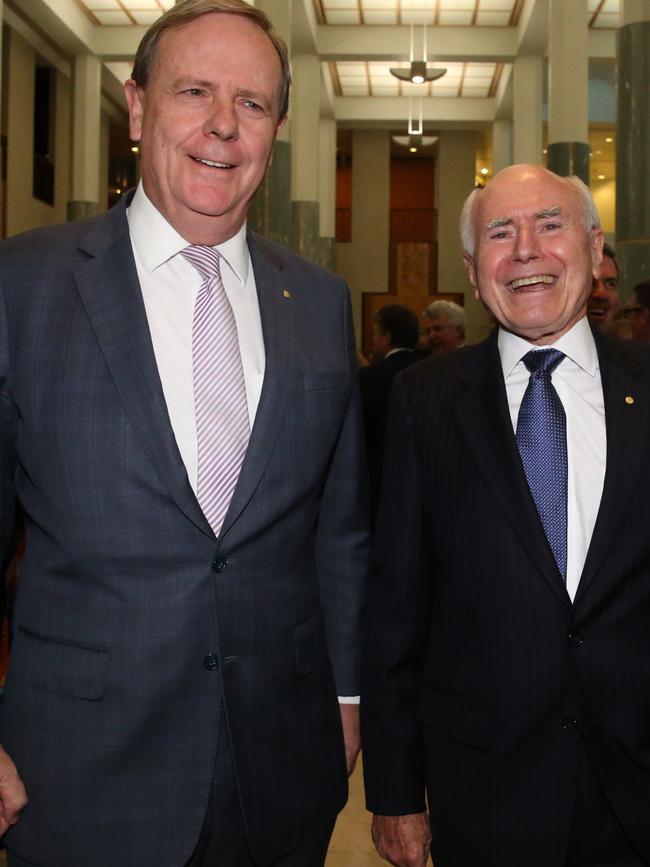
left=509, top=274, right=555, bottom=291
left=191, top=156, right=234, bottom=169
left=588, top=303, right=609, bottom=317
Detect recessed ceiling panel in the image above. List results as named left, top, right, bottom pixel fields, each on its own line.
left=334, top=60, right=503, bottom=98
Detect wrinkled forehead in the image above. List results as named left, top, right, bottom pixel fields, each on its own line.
left=476, top=173, right=579, bottom=228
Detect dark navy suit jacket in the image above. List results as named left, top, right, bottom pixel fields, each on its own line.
left=363, top=329, right=650, bottom=867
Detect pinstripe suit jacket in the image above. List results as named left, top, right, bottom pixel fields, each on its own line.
left=0, top=195, right=368, bottom=867
left=362, top=328, right=650, bottom=867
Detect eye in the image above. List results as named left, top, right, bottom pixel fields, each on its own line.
left=541, top=222, right=562, bottom=231
left=182, top=88, right=204, bottom=97
left=489, top=230, right=509, bottom=240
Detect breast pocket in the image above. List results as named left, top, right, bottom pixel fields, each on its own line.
left=8, top=624, right=109, bottom=701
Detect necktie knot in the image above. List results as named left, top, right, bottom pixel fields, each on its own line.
left=522, top=348, right=565, bottom=376
left=182, top=245, right=221, bottom=282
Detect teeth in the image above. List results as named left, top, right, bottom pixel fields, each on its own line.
left=195, top=157, right=232, bottom=168
left=510, top=275, right=554, bottom=290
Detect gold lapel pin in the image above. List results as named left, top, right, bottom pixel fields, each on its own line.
left=283, top=289, right=291, bottom=299
left=625, top=395, right=635, bottom=405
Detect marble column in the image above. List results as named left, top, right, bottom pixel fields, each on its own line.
left=513, top=56, right=543, bottom=166
left=492, top=119, right=513, bottom=173
left=68, top=54, right=101, bottom=221
left=616, top=0, right=650, bottom=296
left=318, top=117, right=337, bottom=271
left=247, top=0, right=292, bottom=245
left=547, top=0, right=589, bottom=183
left=289, top=53, right=321, bottom=261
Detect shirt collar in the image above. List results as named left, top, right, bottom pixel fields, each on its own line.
left=498, top=316, right=598, bottom=379
left=126, top=182, right=249, bottom=285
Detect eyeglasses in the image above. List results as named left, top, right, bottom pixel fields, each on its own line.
left=622, top=307, right=645, bottom=318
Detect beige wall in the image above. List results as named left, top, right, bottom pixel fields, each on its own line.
left=6, top=28, right=70, bottom=236
left=436, top=130, right=493, bottom=344
left=336, top=129, right=390, bottom=342
left=592, top=177, right=615, bottom=237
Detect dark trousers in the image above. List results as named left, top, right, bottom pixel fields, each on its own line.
left=8, top=707, right=336, bottom=867
left=185, top=708, right=336, bottom=867
left=564, top=742, right=648, bottom=867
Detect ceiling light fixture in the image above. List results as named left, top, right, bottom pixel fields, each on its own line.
left=390, top=25, right=447, bottom=85
left=392, top=96, right=438, bottom=153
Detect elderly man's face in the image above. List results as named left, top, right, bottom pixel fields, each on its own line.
left=125, top=13, right=284, bottom=244
left=422, top=315, right=463, bottom=353
left=464, top=165, right=603, bottom=345
left=587, top=254, right=619, bottom=331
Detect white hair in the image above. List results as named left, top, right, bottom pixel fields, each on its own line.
left=459, top=172, right=601, bottom=257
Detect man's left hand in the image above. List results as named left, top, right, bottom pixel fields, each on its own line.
left=339, top=703, right=360, bottom=776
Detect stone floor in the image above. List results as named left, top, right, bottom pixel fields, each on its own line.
left=0, top=761, right=383, bottom=866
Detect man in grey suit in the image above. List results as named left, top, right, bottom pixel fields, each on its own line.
left=0, top=2, right=367, bottom=865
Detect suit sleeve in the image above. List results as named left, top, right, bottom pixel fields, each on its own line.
left=361, top=373, right=432, bottom=815
left=315, top=282, right=369, bottom=698
left=0, top=279, right=17, bottom=579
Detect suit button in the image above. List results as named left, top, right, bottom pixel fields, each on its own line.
left=212, top=557, right=227, bottom=573
left=203, top=653, right=219, bottom=670
left=568, top=633, right=584, bottom=648
left=562, top=718, right=578, bottom=734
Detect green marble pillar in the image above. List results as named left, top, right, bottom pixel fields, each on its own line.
left=616, top=21, right=650, bottom=297
left=291, top=200, right=321, bottom=264
left=547, top=142, right=590, bottom=185
left=67, top=200, right=98, bottom=221
left=248, top=140, right=292, bottom=247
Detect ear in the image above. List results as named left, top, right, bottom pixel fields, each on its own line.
left=463, top=252, right=479, bottom=300
left=590, top=228, right=605, bottom=280
left=124, top=80, right=145, bottom=143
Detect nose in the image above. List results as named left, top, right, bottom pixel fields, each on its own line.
left=203, top=99, right=238, bottom=141
left=512, top=224, right=541, bottom=262
left=590, top=278, right=605, bottom=298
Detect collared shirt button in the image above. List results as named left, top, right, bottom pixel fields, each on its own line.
left=562, top=717, right=578, bottom=734
left=568, top=632, right=584, bottom=648
left=212, top=557, right=227, bottom=573
left=203, top=653, right=219, bottom=670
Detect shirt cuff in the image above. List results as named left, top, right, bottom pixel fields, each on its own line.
left=337, top=695, right=360, bottom=704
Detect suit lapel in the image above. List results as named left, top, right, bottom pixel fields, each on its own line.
left=452, top=332, right=570, bottom=604
left=218, top=233, right=298, bottom=540
left=73, top=199, right=213, bottom=538
left=575, top=332, right=648, bottom=603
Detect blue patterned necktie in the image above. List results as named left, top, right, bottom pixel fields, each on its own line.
left=515, top=349, right=567, bottom=579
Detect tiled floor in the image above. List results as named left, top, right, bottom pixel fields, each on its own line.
left=0, top=762, right=382, bottom=866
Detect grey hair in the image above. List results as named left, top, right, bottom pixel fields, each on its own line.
left=424, top=300, right=466, bottom=336
left=459, top=172, right=602, bottom=257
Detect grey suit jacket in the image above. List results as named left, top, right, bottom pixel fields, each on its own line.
left=0, top=195, right=368, bottom=867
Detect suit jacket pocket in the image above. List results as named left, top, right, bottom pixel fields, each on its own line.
left=294, top=611, right=328, bottom=676
left=302, top=371, right=347, bottom=391
left=8, top=624, right=109, bottom=701
left=416, top=681, right=495, bottom=751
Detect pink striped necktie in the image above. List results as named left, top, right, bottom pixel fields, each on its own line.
left=182, top=245, right=250, bottom=536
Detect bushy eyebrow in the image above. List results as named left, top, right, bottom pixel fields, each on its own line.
left=484, top=205, right=563, bottom=232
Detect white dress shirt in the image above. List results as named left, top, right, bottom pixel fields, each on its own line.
left=127, top=183, right=265, bottom=494
left=498, top=317, right=606, bottom=600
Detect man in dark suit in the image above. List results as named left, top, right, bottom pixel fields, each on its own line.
left=0, top=2, right=367, bottom=865
left=359, top=304, right=419, bottom=523
left=363, top=164, right=650, bottom=867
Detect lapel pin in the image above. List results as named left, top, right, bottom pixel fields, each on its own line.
left=625, top=395, right=635, bottom=405
left=282, top=289, right=291, bottom=299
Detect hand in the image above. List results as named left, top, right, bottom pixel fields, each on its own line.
left=0, top=745, right=27, bottom=835
left=338, top=703, right=361, bottom=776
left=371, top=812, right=432, bottom=867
